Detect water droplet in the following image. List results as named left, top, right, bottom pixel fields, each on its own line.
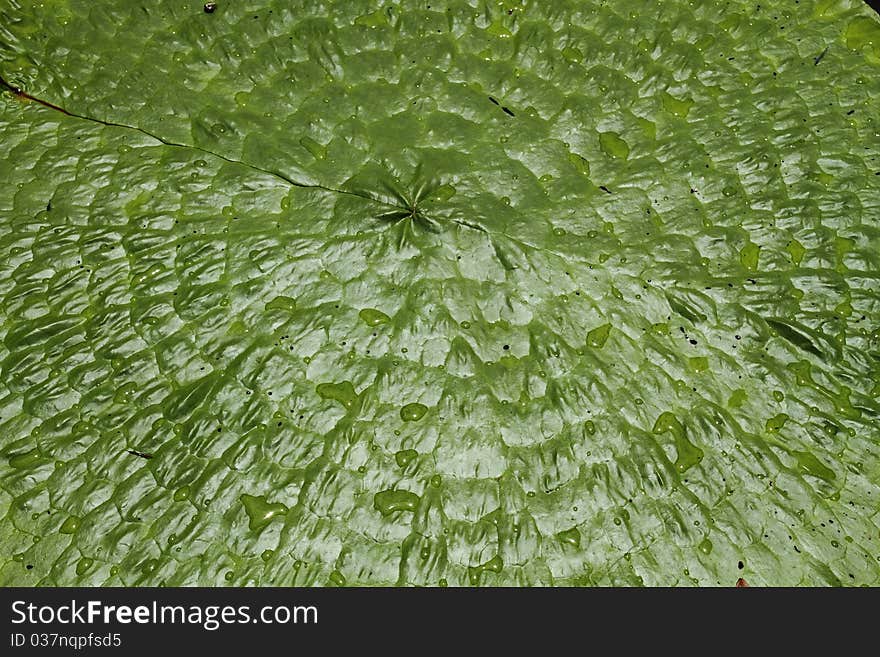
left=358, top=308, right=390, bottom=327
left=261, top=549, right=274, bottom=561
left=329, top=570, right=346, bottom=586
left=740, top=242, right=760, bottom=271
left=558, top=527, right=581, bottom=548
left=468, top=555, right=503, bottom=585
left=316, top=381, right=359, bottom=409
left=400, top=402, right=428, bottom=422
left=845, top=17, right=880, bottom=57
left=653, top=412, right=703, bottom=472
left=765, top=413, right=789, bottom=433
left=9, top=449, right=40, bottom=469
left=688, top=356, right=709, bottom=373
left=793, top=451, right=836, bottom=482
left=240, top=494, right=288, bottom=531
left=661, top=91, right=694, bottom=118
left=567, top=152, right=591, bottom=176
left=728, top=389, right=747, bottom=407
left=76, top=557, right=94, bottom=576
left=395, top=449, right=419, bottom=468
left=299, top=136, right=326, bottom=160
left=598, top=131, right=630, bottom=159
left=698, top=538, right=713, bottom=555
left=173, top=485, right=191, bottom=502
left=59, top=516, right=80, bottom=534
left=431, top=183, right=456, bottom=201
left=113, top=381, right=139, bottom=404
left=265, top=296, right=297, bottom=313
left=373, top=489, right=420, bottom=515
left=586, top=323, right=612, bottom=349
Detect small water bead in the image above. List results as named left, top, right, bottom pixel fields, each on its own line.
left=240, top=494, right=288, bottom=531
left=59, top=516, right=80, bottom=534
left=400, top=402, right=428, bottom=422
left=359, top=308, right=390, bottom=326
left=373, top=489, right=420, bottom=515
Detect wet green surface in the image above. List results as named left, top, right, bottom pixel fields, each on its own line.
left=0, top=0, right=879, bottom=586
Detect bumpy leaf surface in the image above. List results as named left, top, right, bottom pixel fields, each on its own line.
left=1, top=0, right=879, bottom=586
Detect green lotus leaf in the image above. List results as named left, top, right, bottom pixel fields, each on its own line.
left=1, top=0, right=879, bottom=586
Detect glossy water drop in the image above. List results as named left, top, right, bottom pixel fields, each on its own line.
left=688, top=356, right=709, bottom=373
left=598, top=131, right=630, bottom=159
left=59, top=515, right=80, bottom=534
left=373, top=489, right=420, bottom=515
left=240, top=494, right=288, bottom=531
left=786, top=239, right=806, bottom=266
left=265, top=296, right=297, bottom=313
left=586, top=323, right=612, bottom=349
left=845, top=17, right=880, bottom=57
left=567, top=152, right=590, bottom=176
left=468, top=555, right=504, bottom=585
left=400, top=402, right=428, bottom=422
left=728, top=389, right=747, bottom=407
left=173, top=485, right=191, bottom=502
left=76, top=557, right=94, bottom=576
left=793, top=451, right=836, bottom=482
left=299, top=136, right=326, bottom=160
left=557, top=527, right=581, bottom=548
left=660, top=91, right=694, bottom=118
left=653, top=412, right=703, bottom=472
left=358, top=308, right=390, bottom=327
left=765, top=413, right=789, bottom=433
left=395, top=449, right=419, bottom=468
left=316, top=381, right=359, bottom=409
left=432, top=183, right=456, bottom=201
left=740, top=242, right=760, bottom=271
left=113, top=381, right=139, bottom=404
left=9, top=449, right=40, bottom=469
